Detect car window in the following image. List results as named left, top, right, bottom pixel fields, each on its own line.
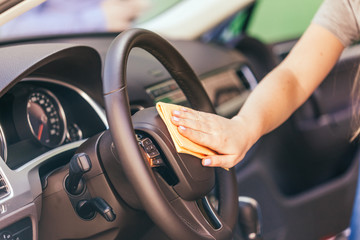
left=201, top=0, right=324, bottom=46
left=247, top=0, right=323, bottom=43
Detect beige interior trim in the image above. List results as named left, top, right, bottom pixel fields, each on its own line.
left=0, top=0, right=46, bottom=26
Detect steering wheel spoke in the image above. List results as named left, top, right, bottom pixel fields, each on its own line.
left=169, top=196, right=233, bottom=239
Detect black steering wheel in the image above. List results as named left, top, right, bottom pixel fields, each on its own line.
left=103, top=28, right=238, bottom=240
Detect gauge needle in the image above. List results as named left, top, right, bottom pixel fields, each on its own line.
left=37, top=123, right=44, bottom=140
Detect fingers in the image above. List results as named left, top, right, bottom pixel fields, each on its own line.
left=171, top=108, right=210, bottom=133
left=172, top=107, right=202, bottom=122
left=179, top=107, right=205, bottom=115
left=202, top=154, right=242, bottom=169
left=170, top=108, right=225, bottom=150
left=176, top=124, right=210, bottom=147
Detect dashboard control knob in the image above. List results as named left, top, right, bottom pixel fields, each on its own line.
left=65, top=153, right=92, bottom=195
left=76, top=197, right=116, bottom=222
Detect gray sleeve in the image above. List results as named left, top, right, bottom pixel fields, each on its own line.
left=312, top=0, right=360, bottom=47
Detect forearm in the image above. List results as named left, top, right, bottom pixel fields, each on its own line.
left=236, top=65, right=310, bottom=140
left=236, top=24, right=345, bottom=142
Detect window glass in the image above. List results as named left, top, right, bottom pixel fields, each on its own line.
left=136, top=0, right=181, bottom=23
left=247, top=0, right=323, bottom=43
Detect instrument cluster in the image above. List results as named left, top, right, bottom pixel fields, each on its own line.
left=0, top=79, right=106, bottom=168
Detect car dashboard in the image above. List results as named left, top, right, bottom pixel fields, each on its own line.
left=0, top=34, right=257, bottom=239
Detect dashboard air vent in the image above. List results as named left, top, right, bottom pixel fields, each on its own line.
left=0, top=174, right=9, bottom=199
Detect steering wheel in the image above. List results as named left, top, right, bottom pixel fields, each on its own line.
left=103, top=28, right=238, bottom=240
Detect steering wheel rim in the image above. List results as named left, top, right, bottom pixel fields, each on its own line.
left=103, top=28, right=238, bottom=240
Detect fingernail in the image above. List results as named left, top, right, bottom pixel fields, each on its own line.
left=179, top=126, right=186, bottom=130
left=181, top=107, right=188, bottom=112
left=172, top=116, right=180, bottom=122
left=203, top=158, right=211, bottom=166
left=173, top=110, right=180, bottom=115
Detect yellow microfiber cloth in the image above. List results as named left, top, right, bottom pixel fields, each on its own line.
left=156, top=102, right=216, bottom=158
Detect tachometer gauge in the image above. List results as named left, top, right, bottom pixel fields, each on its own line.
left=26, top=89, right=67, bottom=148
left=66, top=123, right=83, bottom=143
left=0, top=125, right=7, bottom=162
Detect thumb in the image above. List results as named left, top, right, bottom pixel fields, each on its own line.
left=202, top=155, right=241, bottom=169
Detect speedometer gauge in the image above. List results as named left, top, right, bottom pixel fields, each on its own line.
left=26, top=89, right=67, bottom=148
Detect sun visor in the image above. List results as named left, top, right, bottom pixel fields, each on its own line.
left=0, top=0, right=45, bottom=26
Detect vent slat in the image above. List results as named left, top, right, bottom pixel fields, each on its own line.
left=0, top=174, right=9, bottom=198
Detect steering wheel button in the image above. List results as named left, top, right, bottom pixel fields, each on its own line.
left=141, top=138, right=152, bottom=147
left=147, top=149, right=160, bottom=158
left=150, top=157, right=164, bottom=167
left=145, top=144, right=156, bottom=152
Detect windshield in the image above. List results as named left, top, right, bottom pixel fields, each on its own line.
left=0, top=0, right=182, bottom=39
left=0, top=0, right=321, bottom=44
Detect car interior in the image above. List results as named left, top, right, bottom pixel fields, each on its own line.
left=0, top=1, right=359, bottom=240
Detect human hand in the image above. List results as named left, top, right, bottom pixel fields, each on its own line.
left=101, top=0, right=149, bottom=32
left=171, top=108, right=260, bottom=169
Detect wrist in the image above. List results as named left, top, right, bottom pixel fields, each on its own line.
left=231, top=114, right=263, bottom=145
